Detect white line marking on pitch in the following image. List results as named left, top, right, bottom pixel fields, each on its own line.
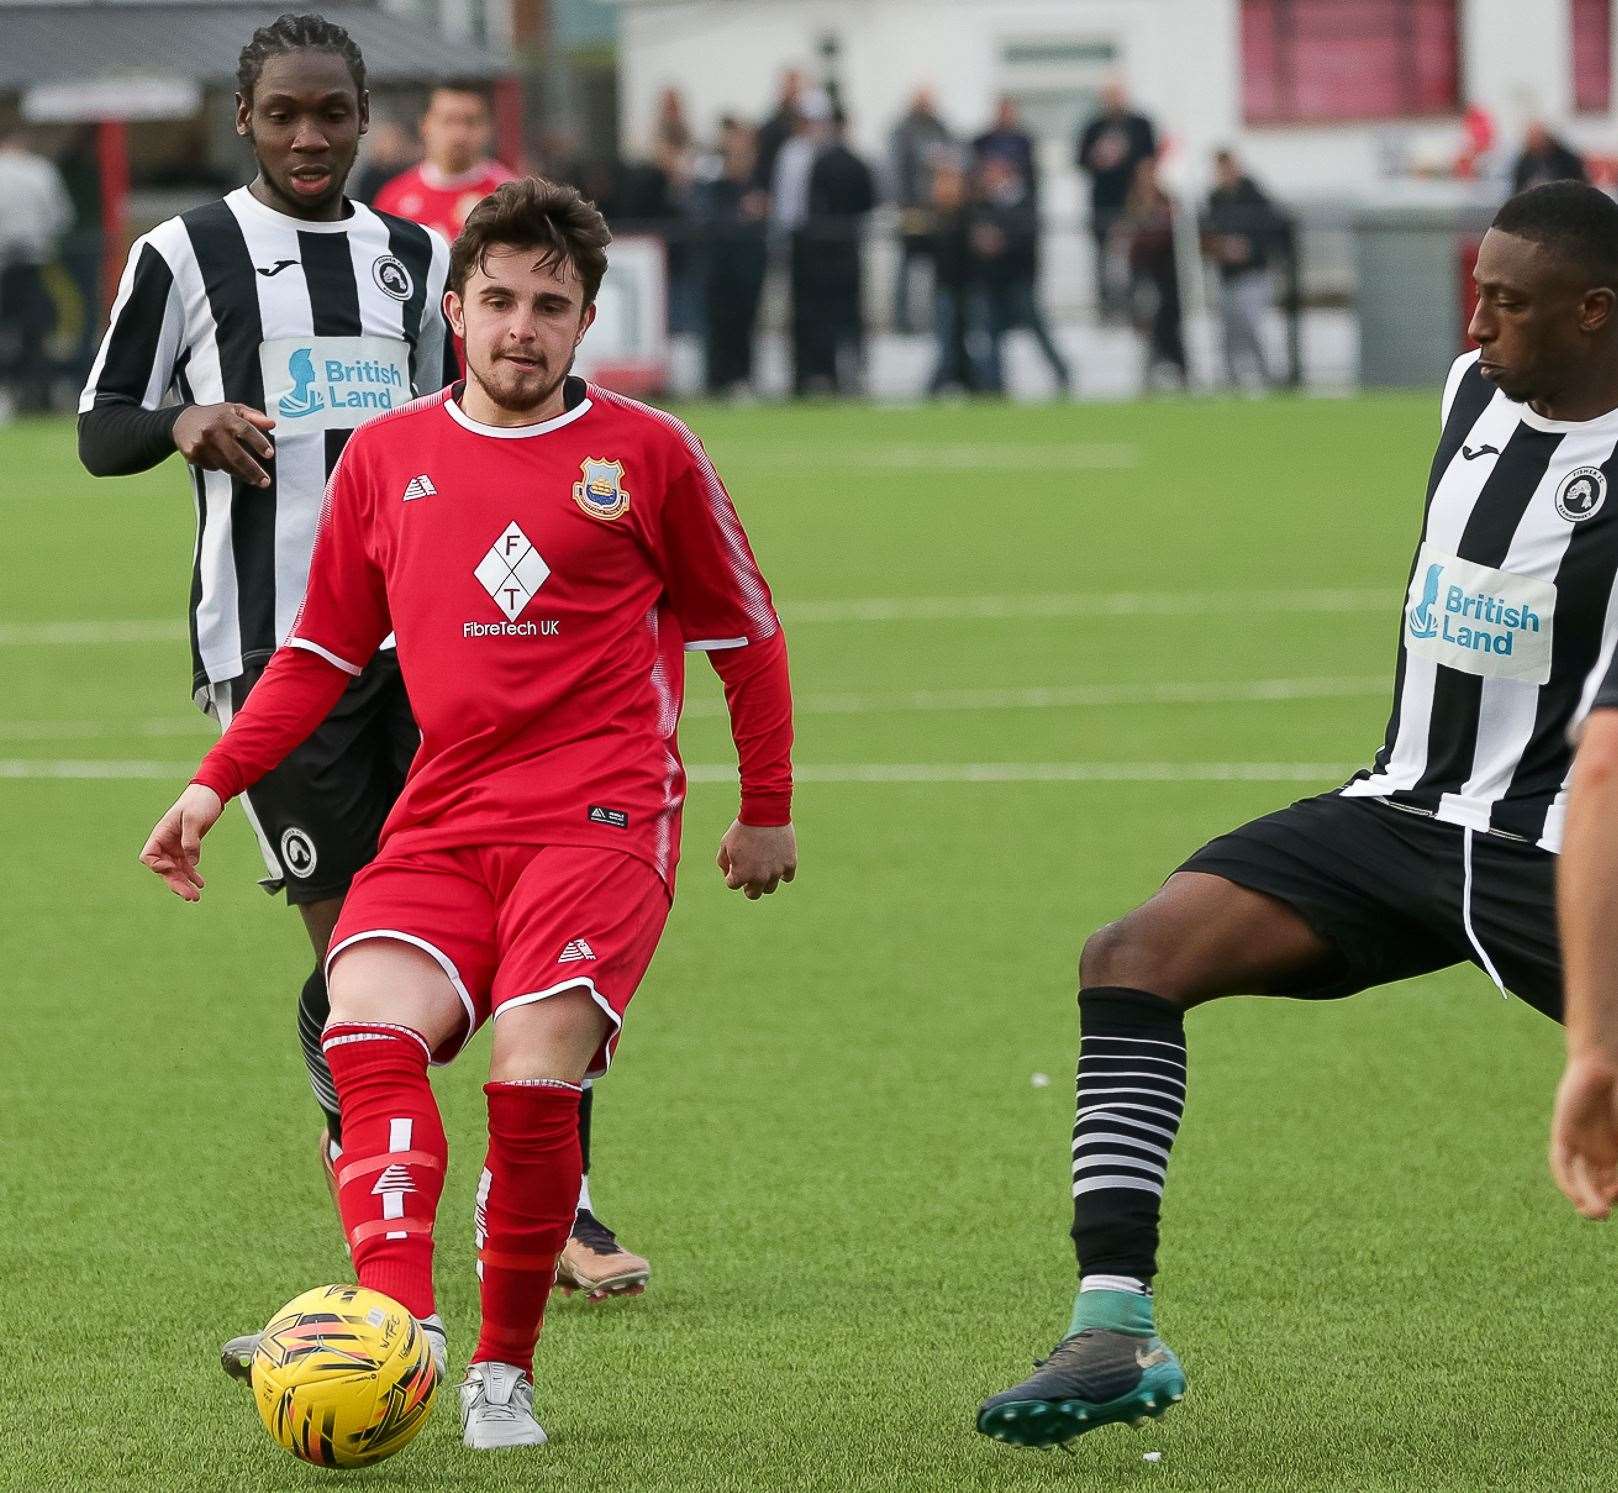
left=0, top=677, right=1387, bottom=740
left=782, top=588, right=1388, bottom=624
left=0, top=759, right=1354, bottom=785
left=738, top=443, right=1140, bottom=470
left=0, top=589, right=1390, bottom=645
left=0, top=619, right=184, bottom=645
left=686, top=676, right=1386, bottom=718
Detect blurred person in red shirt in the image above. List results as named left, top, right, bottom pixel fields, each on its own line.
left=375, top=81, right=515, bottom=241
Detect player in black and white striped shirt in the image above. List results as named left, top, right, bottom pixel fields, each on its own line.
left=79, top=14, right=650, bottom=1306
left=80, top=16, right=448, bottom=1149
left=978, top=182, right=1618, bottom=1449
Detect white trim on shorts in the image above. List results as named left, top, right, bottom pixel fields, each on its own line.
left=204, top=679, right=284, bottom=883
left=495, top=975, right=623, bottom=1078
left=325, top=929, right=478, bottom=1065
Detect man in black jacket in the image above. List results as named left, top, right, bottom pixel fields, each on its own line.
left=973, top=155, right=1070, bottom=395
left=1203, top=149, right=1281, bottom=390
left=792, top=106, right=875, bottom=395
left=1512, top=121, right=1587, bottom=195
left=1076, top=82, right=1157, bottom=319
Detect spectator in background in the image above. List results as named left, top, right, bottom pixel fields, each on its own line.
left=972, top=97, right=1039, bottom=201
left=0, top=130, right=73, bottom=415
left=374, top=81, right=515, bottom=242
left=804, top=106, right=876, bottom=395
left=753, top=67, right=805, bottom=192
left=771, top=90, right=823, bottom=394
left=351, top=117, right=419, bottom=204
left=1119, top=156, right=1186, bottom=390
left=650, top=87, right=701, bottom=334
left=1512, top=120, right=1587, bottom=195
left=699, top=118, right=769, bottom=396
left=1203, top=148, right=1279, bottom=391
left=1076, top=81, right=1157, bottom=320
left=973, top=154, right=1071, bottom=396
left=888, top=86, right=954, bottom=334
left=925, top=157, right=987, bottom=397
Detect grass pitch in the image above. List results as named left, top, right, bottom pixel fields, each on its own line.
left=1, top=394, right=1610, bottom=1492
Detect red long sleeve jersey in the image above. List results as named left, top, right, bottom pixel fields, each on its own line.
left=194, top=381, right=792, bottom=888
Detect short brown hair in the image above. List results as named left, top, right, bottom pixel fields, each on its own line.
left=448, top=177, right=612, bottom=305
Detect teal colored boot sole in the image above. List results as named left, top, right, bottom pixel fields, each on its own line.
left=975, top=1359, right=1187, bottom=1449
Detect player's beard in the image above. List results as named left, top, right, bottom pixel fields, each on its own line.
left=249, top=138, right=354, bottom=217
left=476, top=350, right=575, bottom=417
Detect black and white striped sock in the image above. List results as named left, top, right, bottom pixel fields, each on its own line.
left=298, top=966, right=343, bottom=1144
left=1070, top=986, right=1187, bottom=1285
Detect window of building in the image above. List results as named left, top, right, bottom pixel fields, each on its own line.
left=1241, top=0, right=1460, bottom=124
left=1573, top=0, right=1612, bottom=114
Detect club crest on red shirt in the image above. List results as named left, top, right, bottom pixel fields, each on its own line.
left=573, top=458, right=630, bottom=521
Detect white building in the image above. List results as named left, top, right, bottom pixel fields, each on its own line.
left=613, top=0, right=1618, bottom=208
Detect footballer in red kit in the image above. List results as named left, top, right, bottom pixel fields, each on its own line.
left=140, top=178, right=796, bottom=1453
left=373, top=81, right=516, bottom=242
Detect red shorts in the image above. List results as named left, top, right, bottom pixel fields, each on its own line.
left=325, top=843, right=671, bottom=1077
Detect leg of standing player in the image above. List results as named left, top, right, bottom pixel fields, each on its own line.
left=457, top=992, right=609, bottom=1449
left=558, top=1080, right=653, bottom=1302
left=976, top=870, right=1334, bottom=1448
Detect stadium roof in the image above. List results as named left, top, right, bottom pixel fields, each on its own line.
left=0, top=2, right=512, bottom=95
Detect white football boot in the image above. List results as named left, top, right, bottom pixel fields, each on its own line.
left=459, top=1361, right=547, bottom=1450
left=220, top=1312, right=448, bottom=1384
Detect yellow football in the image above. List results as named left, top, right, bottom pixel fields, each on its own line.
left=249, top=1284, right=438, bottom=1468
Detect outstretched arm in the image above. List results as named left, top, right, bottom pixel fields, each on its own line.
left=1553, top=708, right=1618, bottom=1217
left=139, top=647, right=352, bottom=900
left=138, top=435, right=390, bottom=900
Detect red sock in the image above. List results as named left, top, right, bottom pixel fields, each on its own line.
left=470, top=1080, right=582, bottom=1374
left=321, top=1023, right=447, bottom=1320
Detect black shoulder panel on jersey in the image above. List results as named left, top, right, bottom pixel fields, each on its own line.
left=88, top=240, right=177, bottom=408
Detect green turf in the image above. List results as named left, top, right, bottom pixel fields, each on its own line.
left=1, top=395, right=1608, bottom=1492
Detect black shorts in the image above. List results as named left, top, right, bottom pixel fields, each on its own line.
left=205, top=650, right=417, bottom=905
left=1177, top=792, right=1562, bottom=1021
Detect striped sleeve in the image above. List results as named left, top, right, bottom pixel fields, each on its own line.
left=415, top=227, right=456, bottom=394
left=79, top=230, right=187, bottom=413
left=655, top=439, right=780, bottom=651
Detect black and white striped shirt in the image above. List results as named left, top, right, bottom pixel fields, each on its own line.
left=81, top=185, right=454, bottom=698
left=1342, top=349, right=1618, bottom=851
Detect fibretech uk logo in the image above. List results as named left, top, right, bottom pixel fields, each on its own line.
left=473, top=521, right=551, bottom=622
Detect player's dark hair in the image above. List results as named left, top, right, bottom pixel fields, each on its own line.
left=449, top=176, right=612, bottom=306
left=236, top=13, right=367, bottom=102
left=428, top=78, right=491, bottom=110
left=1493, top=181, right=1618, bottom=289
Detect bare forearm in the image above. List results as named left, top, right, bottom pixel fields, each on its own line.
left=1559, top=716, right=1618, bottom=1057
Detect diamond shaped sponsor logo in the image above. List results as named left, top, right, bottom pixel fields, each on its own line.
left=474, top=522, right=551, bottom=622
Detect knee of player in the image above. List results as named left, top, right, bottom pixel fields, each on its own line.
left=1079, top=913, right=1168, bottom=992
left=489, top=989, right=611, bottom=1086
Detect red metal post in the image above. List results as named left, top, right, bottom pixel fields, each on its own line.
left=96, top=117, right=130, bottom=314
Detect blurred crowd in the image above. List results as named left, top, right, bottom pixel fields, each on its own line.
left=570, top=74, right=1296, bottom=400
left=4, top=69, right=1612, bottom=414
